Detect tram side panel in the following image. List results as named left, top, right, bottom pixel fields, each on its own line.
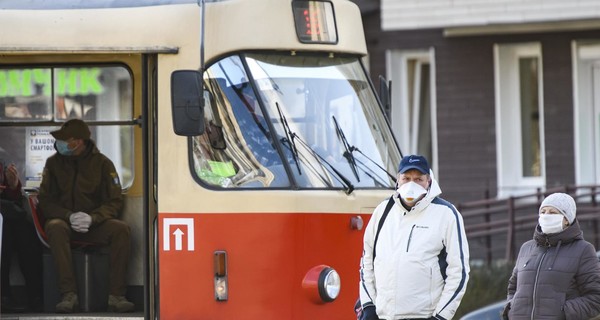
left=158, top=211, right=369, bottom=319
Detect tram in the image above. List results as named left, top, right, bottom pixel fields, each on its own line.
left=0, top=0, right=402, bottom=318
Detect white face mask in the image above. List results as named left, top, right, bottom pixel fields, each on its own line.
left=539, top=214, right=565, bottom=234
left=398, top=181, right=427, bottom=205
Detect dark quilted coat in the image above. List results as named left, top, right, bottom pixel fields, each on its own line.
left=505, top=220, right=600, bottom=319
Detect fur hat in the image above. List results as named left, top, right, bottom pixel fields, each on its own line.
left=540, top=193, right=576, bottom=224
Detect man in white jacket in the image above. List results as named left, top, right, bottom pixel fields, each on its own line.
left=359, top=155, right=470, bottom=320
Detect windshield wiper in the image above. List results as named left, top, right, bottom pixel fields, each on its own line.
left=276, top=104, right=354, bottom=195
left=331, top=116, right=397, bottom=184
left=332, top=116, right=360, bottom=181
left=275, top=102, right=301, bottom=175
left=353, top=157, right=393, bottom=187
left=352, top=147, right=397, bottom=184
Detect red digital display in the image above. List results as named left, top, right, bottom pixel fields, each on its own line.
left=292, top=1, right=337, bottom=44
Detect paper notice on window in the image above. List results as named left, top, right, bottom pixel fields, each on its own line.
left=25, top=127, right=56, bottom=188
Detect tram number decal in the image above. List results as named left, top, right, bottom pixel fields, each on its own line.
left=163, top=218, right=195, bottom=251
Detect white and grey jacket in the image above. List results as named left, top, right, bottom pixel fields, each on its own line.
left=359, top=177, right=470, bottom=320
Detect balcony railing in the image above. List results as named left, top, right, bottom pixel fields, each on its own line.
left=457, top=185, right=600, bottom=265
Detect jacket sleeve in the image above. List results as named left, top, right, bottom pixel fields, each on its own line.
left=435, top=206, right=470, bottom=320
left=359, top=200, right=386, bottom=309
left=89, top=157, right=123, bottom=226
left=507, top=259, right=519, bottom=301
left=1, top=176, right=22, bottom=202
left=563, top=242, right=600, bottom=319
left=503, top=260, right=519, bottom=317
left=38, top=159, right=72, bottom=220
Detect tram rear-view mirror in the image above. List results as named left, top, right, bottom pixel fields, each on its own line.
left=171, top=70, right=206, bottom=136
left=379, top=75, right=391, bottom=115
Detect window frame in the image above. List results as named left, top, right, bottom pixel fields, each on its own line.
left=494, top=42, right=546, bottom=197
left=0, top=63, right=137, bottom=189
left=387, top=48, right=438, bottom=177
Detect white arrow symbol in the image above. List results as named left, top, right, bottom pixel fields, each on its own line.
left=173, top=228, right=184, bottom=251
left=163, top=218, right=195, bottom=251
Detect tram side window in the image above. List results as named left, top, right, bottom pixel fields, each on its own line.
left=0, top=66, right=134, bottom=189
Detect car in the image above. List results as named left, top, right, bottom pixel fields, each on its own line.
left=460, top=300, right=505, bottom=320
left=460, top=251, right=600, bottom=320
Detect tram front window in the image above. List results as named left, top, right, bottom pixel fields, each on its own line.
left=192, top=52, right=400, bottom=190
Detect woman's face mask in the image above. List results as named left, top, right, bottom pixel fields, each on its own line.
left=55, top=139, right=74, bottom=156
left=538, top=213, right=565, bottom=234
left=398, top=181, right=427, bottom=205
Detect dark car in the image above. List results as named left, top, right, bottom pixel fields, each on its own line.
left=460, top=300, right=505, bottom=320
left=461, top=251, right=600, bottom=320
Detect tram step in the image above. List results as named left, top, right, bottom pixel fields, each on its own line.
left=0, top=312, right=144, bottom=320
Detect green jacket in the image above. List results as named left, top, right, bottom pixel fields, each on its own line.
left=38, top=140, right=123, bottom=227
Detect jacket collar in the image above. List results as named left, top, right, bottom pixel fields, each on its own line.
left=534, top=219, right=583, bottom=247
left=394, top=175, right=443, bottom=214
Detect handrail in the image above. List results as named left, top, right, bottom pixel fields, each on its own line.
left=457, top=185, right=600, bottom=265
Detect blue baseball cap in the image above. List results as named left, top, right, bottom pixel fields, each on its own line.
left=398, top=155, right=430, bottom=174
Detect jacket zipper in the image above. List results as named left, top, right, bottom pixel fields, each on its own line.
left=530, top=249, right=549, bottom=320
left=406, top=224, right=416, bottom=252
left=71, top=161, right=78, bottom=209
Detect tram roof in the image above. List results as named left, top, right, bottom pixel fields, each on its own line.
left=0, top=0, right=367, bottom=58
left=0, top=0, right=203, bottom=10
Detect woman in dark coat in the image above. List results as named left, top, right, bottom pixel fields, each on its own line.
left=503, top=193, right=600, bottom=320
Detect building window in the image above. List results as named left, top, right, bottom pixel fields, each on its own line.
left=573, top=41, right=600, bottom=186
left=519, top=57, right=541, bottom=177
left=495, top=43, right=545, bottom=197
left=387, top=48, right=437, bottom=173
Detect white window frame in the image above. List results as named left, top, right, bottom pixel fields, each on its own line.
left=573, top=41, right=600, bottom=186
left=494, top=42, right=545, bottom=198
left=386, top=48, right=438, bottom=177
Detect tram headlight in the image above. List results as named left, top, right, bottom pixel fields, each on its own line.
left=321, top=268, right=341, bottom=301
left=302, top=265, right=341, bottom=303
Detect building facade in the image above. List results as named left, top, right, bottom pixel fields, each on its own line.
left=358, top=0, right=600, bottom=203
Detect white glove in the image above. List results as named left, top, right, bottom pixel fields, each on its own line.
left=72, top=225, right=89, bottom=233
left=69, top=211, right=92, bottom=233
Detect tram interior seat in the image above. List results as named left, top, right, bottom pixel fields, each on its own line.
left=24, top=189, right=109, bottom=313
left=268, top=164, right=293, bottom=187
left=0, top=213, right=2, bottom=278
left=217, top=80, right=297, bottom=188
left=242, top=164, right=310, bottom=188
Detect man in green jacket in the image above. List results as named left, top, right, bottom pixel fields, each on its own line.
left=38, top=119, right=134, bottom=313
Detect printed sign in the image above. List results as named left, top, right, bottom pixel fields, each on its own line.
left=25, top=127, right=56, bottom=187
left=0, top=68, right=104, bottom=98
left=163, top=218, right=195, bottom=251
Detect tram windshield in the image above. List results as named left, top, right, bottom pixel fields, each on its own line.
left=193, top=52, right=400, bottom=191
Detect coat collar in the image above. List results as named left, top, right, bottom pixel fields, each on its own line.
left=534, top=219, right=583, bottom=247
left=394, top=175, right=443, bottom=214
